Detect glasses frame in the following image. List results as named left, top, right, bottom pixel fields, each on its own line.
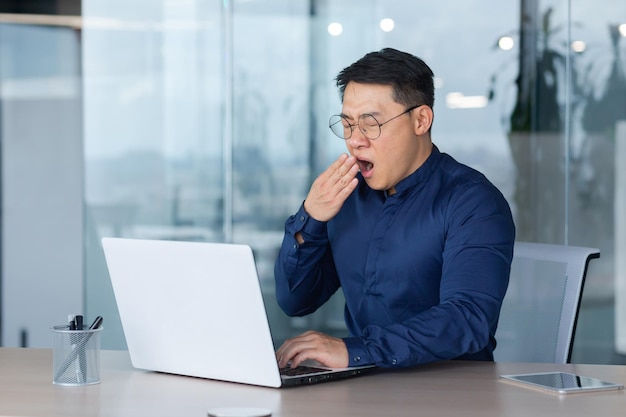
left=329, top=104, right=421, bottom=140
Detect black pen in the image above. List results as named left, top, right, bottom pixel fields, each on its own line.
left=75, top=315, right=83, bottom=331
left=75, top=315, right=85, bottom=383
left=89, top=316, right=103, bottom=330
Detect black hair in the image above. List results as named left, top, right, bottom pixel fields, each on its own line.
left=335, top=48, right=435, bottom=109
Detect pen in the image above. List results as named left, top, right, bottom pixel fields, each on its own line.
left=75, top=315, right=83, bottom=330
left=67, top=314, right=81, bottom=382
left=89, top=316, right=103, bottom=330
left=75, top=315, right=85, bottom=383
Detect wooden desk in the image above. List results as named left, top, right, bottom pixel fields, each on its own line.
left=0, top=348, right=624, bottom=416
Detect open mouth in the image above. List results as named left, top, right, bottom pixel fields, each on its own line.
left=357, top=158, right=373, bottom=175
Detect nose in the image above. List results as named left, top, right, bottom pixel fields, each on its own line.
left=347, top=128, right=369, bottom=149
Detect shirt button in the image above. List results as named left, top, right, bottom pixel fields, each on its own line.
left=299, top=216, right=305, bottom=222
left=354, top=356, right=361, bottom=362
left=293, top=243, right=298, bottom=249
left=392, top=359, right=397, bottom=365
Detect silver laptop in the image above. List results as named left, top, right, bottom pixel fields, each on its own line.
left=101, top=237, right=374, bottom=388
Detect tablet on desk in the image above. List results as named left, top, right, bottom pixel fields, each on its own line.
left=500, top=372, right=624, bottom=394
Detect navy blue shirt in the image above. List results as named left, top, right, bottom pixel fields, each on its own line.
left=274, top=145, right=515, bottom=368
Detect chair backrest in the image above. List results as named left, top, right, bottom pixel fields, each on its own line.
left=494, top=242, right=600, bottom=364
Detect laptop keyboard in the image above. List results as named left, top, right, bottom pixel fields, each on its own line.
left=280, top=365, right=329, bottom=377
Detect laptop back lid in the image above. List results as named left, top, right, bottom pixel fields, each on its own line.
left=102, top=237, right=283, bottom=388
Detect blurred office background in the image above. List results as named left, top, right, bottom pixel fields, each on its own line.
left=1, top=0, right=625, bottom=364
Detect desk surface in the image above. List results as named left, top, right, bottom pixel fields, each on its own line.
left=1, top=348, right=625, bottom=417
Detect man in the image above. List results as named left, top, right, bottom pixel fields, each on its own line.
left=274, top=48, right=515, bottom=370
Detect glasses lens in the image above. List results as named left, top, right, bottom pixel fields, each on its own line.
left=329, top=115, right=350, bottom=139
left=359, top=114, right=381, bottom=140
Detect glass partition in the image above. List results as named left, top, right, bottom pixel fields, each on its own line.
left=82, top=0, right=225, bottom=347
left=568, top=1, right=626, bottom=359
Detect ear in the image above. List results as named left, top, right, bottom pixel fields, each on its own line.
left=412, top=105, right=433, bottom=136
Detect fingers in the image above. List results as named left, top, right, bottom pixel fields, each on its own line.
left=276, top=331, right=312, bottom=368
left=276, top=332, right=319, bottom=368
left=304, top=154, right=359, bottom=222
left=331, top=153, right=357, bottom=177
left=276, top=331, right=349, bottom=369
left=329, top=154, right=359, bottom=188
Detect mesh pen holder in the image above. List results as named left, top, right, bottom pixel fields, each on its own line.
left=51, top=325, right=103, bottom=386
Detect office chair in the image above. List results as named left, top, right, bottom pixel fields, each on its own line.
left=494, top=241, right=600, bottom=364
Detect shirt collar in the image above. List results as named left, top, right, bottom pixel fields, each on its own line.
left=385, top=144, right=441, bottom=198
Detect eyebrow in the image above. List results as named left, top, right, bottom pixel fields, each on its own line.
left=340, top=110, right=383, bottom=120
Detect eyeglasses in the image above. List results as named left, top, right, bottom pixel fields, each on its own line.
left=328, top=105, right=420, bottom=140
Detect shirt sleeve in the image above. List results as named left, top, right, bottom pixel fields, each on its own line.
left=274, top=203, right=342, bottom=317
left=345, top=181, right=515, bottom=368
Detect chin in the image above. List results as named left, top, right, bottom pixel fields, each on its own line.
left=363, top=178, right=385, bottom=191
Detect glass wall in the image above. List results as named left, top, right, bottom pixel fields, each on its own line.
left=1, top=0, right=625, bottom=363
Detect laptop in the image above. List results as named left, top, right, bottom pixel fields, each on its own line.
left=101, top=237, right=375, bottom=388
